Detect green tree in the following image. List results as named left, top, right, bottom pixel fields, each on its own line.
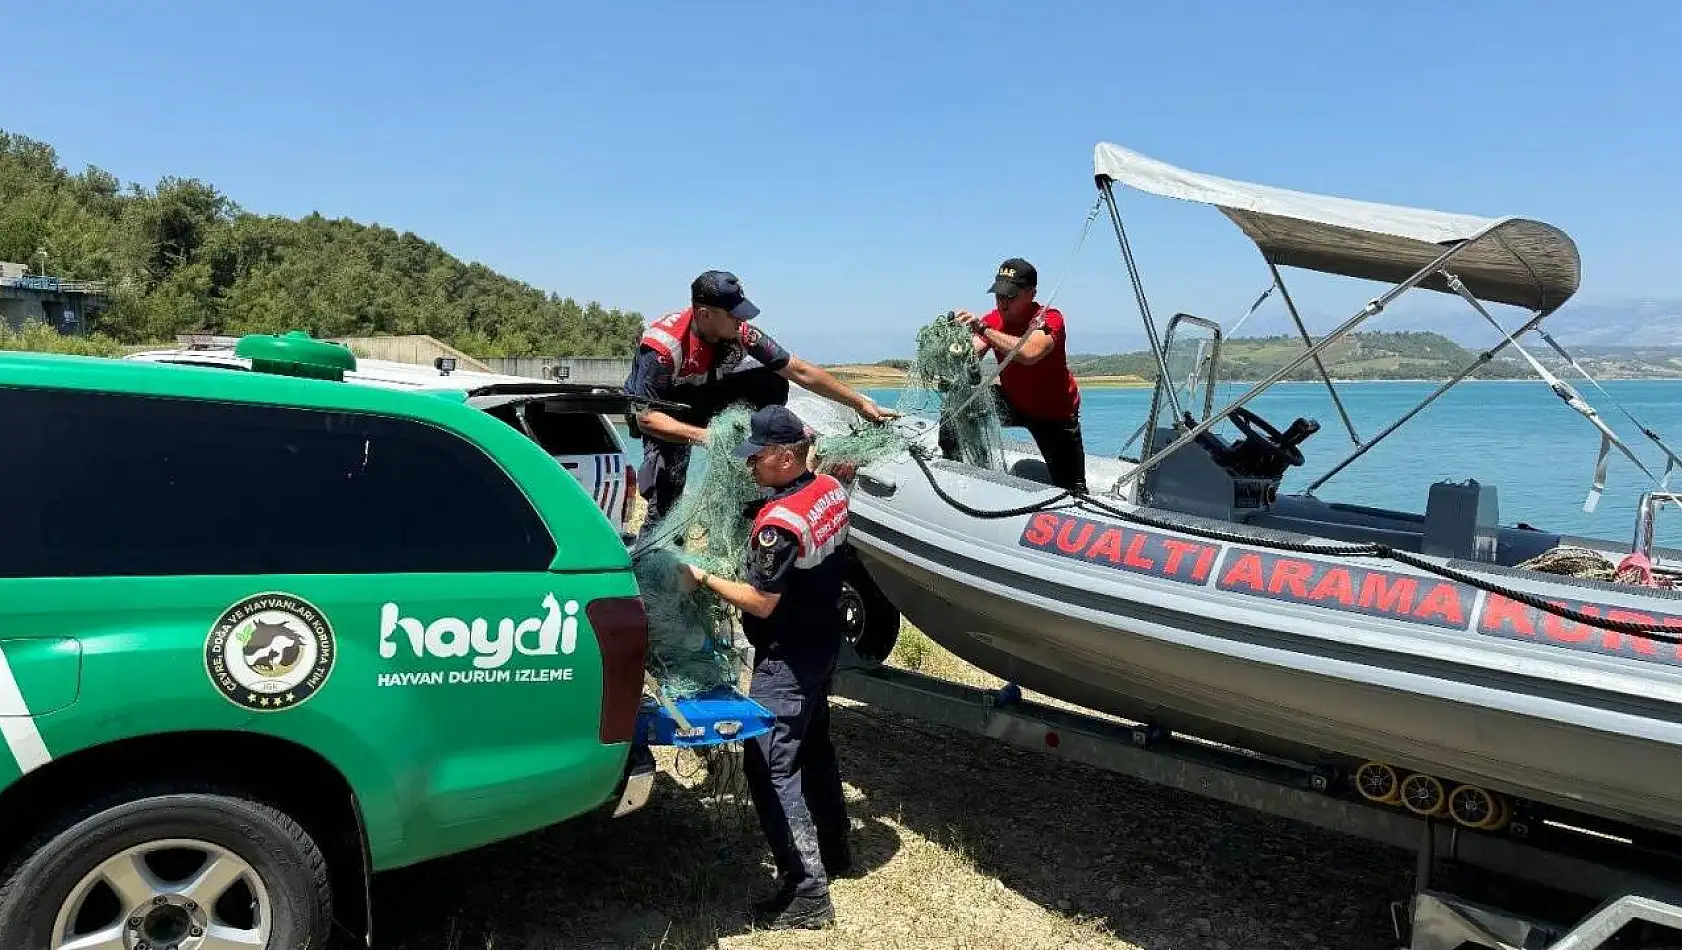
left=0, top=128, right=644, bottom=358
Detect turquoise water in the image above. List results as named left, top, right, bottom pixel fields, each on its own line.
left=620, top=379, right=1682, bottom=549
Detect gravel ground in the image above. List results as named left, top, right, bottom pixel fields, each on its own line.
left=365, top=627, right=1418, bottom=949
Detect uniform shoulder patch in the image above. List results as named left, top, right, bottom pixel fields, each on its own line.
left=756, top=526, right=780, bottom=548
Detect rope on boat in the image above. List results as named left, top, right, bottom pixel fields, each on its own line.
left=1514, top=546, right=1619, bottom=581
left=900, top=447, right=1682, bottom=642
left=1513, top=544, right=1662, bottom=587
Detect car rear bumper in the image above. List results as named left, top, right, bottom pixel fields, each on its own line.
left=610, top=741, right=657, bottom=818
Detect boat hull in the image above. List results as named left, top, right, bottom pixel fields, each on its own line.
left=842, top=483, right=1682, bottom=839
left=849, top=518, right=1682, bottom=833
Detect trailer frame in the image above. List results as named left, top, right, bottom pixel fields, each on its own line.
left=831, top=660, right=1682, bottom=949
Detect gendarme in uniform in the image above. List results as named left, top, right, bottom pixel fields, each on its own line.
left=625, top=269, right=896, bottom=542
left=625, top=271, right=792, bottom=535
left=682, top=405, right=853, bottom=929
left=737, top=407, right=850, bottom=927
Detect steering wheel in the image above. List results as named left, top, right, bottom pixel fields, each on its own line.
left=1227, top=406, right=1304, bottom=469
left=1183, top=411, right=1232, bottom=462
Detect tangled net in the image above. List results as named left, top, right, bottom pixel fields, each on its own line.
left=1515, top=544, right=1671, bottom=588
left=812, top=425, right=912, bottom=474
left=900, top=312, right=1005, bottom=471
left=633, top=404, right=913, bottom=699
left=630, top=311, right=1022, bottom=699
left=631, top=406, right=760, bottom=698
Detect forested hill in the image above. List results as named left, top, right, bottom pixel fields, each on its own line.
left=0, top=130, right=642, bottom=356
left=1069, top=330, right=1539, bottom=381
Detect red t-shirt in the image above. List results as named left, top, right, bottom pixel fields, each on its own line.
left=981, top=306, right=1080, bottom=421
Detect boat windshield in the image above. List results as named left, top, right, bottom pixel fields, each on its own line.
left=1141, top=313, right=1222, bottom=461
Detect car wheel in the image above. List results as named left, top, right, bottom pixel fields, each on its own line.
left=0, top=785, right=332, bottom=950
left=839, top=549, right=899, bottom=670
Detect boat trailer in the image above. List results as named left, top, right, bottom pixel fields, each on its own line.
left=831, top=657, right=1682, bottom=950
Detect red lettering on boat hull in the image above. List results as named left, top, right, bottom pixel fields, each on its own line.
left=1214, top=550, right=1473, bottom=630
left=1022, top=515, right=1682, bottom=669
left=1476, top=593, right=1682, bottom=668
left=1017, top=514, right=1219, bottom=586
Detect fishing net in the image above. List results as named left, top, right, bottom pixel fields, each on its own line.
left=630, top=311, right=1010, bottom=699
left=1515, top=545, right=1621, bottom=581
left=1515, top=544, right=1675, bottom=588
left=632, top=404, right=914, bottom=699
left=897, top=312, right=1006, bottom=471
left=811, top=425, right=912, bottom=474
left=631, top=406, right=760, bottom=698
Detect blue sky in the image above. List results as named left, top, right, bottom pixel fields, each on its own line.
left=10, top=0, right=1681, bottom=362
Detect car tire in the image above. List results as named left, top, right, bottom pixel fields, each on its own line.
left=839, top=547, right=899, bottom=669
left=0, top=784, right=332, bottom=950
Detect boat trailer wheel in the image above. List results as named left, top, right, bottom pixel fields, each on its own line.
left=839, top=586, right=865, bottom=636
left=1400, top=773, right=1449, bottom=818
left=1354, top=762, right=1401, bottom=805
left=839, top=551, right=899, bottom=670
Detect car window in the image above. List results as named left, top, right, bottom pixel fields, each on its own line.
left=520, top=401, right=617, bottom=456
left=0, top=386, right=558, bottom=577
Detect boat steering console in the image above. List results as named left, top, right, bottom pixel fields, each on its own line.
left=1141, top=408, right=1322, bottom=521
left=1185, top=408, right=1321, bottom=482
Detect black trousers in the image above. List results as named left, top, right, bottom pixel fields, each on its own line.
left=743, top=653, right=848, bottom=900
left=632, top=365, right=790, bottom=539
left=938, top=383, right=1088, bottom=494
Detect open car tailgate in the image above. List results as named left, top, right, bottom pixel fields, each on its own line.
left=464, top=383, right=685, bottom=416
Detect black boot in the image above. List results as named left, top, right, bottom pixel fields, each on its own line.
left=752, top=890, right=835, bottom=930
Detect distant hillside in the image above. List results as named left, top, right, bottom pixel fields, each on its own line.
left=825, top=363, right=909, bottom=388
left=872, top=332, right=1682, bottom=384
left=1190, top=295, right=1682, bottom=357
left=1535, top=344, right=1682, bottom=378
left=828, top=360, right=1150, bottom=390
left=0, top=129, right=642, bottom=357
left=1071, top=330, right=1682, bottom=382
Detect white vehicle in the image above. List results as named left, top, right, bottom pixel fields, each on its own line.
left=124, top=340, right=640, bottom=536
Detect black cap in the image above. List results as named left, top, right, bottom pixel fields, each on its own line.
left=987, top=258, right=1037, bottom=298
left=691, top=269, right=761, bottom=320
left=736, top=405, right=812, bottom=459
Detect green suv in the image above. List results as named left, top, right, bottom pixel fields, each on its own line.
left=0, top=332, right=655, bottom=948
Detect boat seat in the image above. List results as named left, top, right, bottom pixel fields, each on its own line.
left=1244, top=511, right=1426, bottom=552
left=1421, top=479, right=1500, bottom=562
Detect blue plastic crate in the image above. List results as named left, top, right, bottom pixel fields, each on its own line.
left=636, top=685, right=774, bottom=749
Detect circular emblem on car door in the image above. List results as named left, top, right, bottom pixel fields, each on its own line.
left=204, top=593, right=336, bottom=711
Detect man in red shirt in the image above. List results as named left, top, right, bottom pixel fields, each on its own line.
left=942, top=257, right=1088, bottom=494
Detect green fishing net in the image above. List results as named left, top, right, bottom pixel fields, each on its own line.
left=899, top=312, right=1006, bottom=471
left=630, top=406, right=759, bottom=699
left=811, top=426, right=912, bottom=473
left=631, top=404, right=918, bottom=698
left=630, top=311, right=1004, bottom=700
left=631, top=544, right=740, bottom=698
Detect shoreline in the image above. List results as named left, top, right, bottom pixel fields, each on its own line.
left=829, top=372, right=1682, bottom=390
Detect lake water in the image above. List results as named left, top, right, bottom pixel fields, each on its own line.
left=619, top=378, right=1682, bottom=549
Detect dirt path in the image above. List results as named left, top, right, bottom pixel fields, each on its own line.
left=367, top=663, right=1415, bottom=948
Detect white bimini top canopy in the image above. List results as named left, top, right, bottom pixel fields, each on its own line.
left=1092, top=143, right=1581, bottom=313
